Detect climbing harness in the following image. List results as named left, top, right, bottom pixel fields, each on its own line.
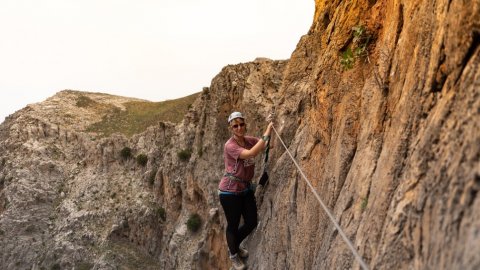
left=224, top=172, right=249, bottom=183
left=271, top=125, right=370, bottom=270
left=223, top=172, right=253, bottom=192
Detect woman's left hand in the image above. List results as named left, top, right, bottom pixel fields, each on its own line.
left=266, top=112, right=275, bottom=122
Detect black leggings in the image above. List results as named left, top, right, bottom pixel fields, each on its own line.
left=219, top=190, right=258, bottom=255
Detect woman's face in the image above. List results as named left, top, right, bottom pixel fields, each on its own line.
left=230, top=118, right=246, bottom=137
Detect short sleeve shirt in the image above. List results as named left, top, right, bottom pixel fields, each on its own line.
left=218, top=136, right=259, bottom=192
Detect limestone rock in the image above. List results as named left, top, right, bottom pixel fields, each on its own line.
left=1, top=1, right=479, bottom=270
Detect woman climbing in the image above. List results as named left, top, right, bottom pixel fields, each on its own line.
left=218, top=111, right=273, bottom=270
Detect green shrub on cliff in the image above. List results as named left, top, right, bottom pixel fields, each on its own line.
left=186, top=213, right=202, bottom=232
left=340, top=48, right=355, bottom=70
left=120, top=147, right=132, bottom=160
left=340, top=24, right=372, bottom=70
left=136, top=154, right=148, bottom=166
left=177, top=149, right=192, bottom=161
left=361, top=197, right=368, bottom=211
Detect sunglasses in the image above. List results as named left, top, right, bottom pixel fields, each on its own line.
left=231, top=123, right=245, bottom=129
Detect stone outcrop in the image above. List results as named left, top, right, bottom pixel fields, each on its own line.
left=247, top=0, right=480, bottom=269
left=0, top=0, right=479, bottom=269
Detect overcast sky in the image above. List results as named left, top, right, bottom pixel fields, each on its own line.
left=0, top=0, right=313, bottom=123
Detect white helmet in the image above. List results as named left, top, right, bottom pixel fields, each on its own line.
left=228, top=111, right=245, bottom=123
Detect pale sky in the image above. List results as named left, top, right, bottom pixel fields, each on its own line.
left=0, top=0, right=313, bottom=123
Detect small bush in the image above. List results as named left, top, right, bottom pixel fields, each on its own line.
left=177, top=149, right=192, bottom=162
left=157, top=207, right=166, bottom=222
left=136, top=154, right=148, bottom=166
left=120, top=147, right=132, bottom=160
left=353, top=25, right=371, bottom=59
left=361, top=197, right=368, bottom=211
left=352, top=25, right=366, bottom=42
left=340, top=48, right=354, bottom=70
left=340, top=24, right=372, bottom=70
left=51, top=263, right=61, bottom=270
left=186, top=213, right=202, bottom=232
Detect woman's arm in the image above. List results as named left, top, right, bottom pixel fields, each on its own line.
left=239, top=122, right=273, bottom=159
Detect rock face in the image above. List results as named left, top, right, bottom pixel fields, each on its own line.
left=247, top=0, right=480, bottom=269
left=0, top=1, right=479, bottom=270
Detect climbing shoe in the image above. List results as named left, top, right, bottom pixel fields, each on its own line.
left=229, top=253, right=246, bottom=270
left=238, top=247, right=249, bottom=258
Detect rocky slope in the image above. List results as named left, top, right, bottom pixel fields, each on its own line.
left=0, top=59, right=288, bottom=270
left=1, top=0, right=479, bottom=269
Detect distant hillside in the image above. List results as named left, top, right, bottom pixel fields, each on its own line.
left=85, top=93, right=200, bottom=137
left=13, top=90, right=200, bottom=138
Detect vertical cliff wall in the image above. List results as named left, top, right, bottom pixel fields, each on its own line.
left=245, top=0, right=480, bottom=269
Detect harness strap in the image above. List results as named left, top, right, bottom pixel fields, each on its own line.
left=224, top=172, right=252, bottom=192
left=224, top=172, right=249, bottom=183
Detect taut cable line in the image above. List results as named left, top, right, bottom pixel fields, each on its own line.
left=271, top=125, right=370, bottom=270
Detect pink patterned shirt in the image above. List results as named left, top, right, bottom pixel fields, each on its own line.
left=218, top=136, right=259, bottom=192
